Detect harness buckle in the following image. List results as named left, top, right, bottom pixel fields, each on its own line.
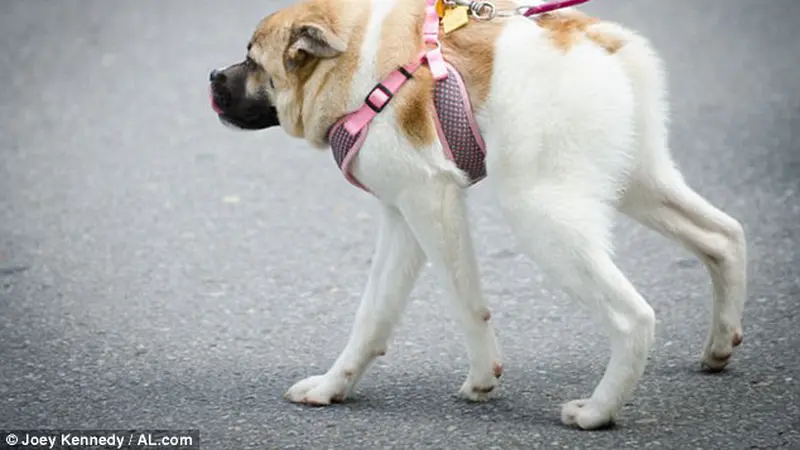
left=364, top=83, right=394, bottom=113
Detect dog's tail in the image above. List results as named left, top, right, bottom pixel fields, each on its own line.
left=588, top=21, right=675, bottom=175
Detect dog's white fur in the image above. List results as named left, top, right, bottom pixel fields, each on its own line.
left=283, top=0, right=747, bottom=429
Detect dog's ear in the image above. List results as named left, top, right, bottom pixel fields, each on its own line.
left=284, top=23, right=347, bottom=72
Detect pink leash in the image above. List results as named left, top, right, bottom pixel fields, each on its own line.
left=523, top=0, right=591, bottom=16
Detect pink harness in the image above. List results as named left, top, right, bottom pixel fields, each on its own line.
left=328, top=0, right=591, bottom=193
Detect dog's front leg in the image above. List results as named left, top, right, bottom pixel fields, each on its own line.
left=285, top=204, right=425, bottom=405
left=397, top=179, right=503, bottom=401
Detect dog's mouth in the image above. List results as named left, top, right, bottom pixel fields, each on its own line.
left=210, top=89, right=225, bottom=115
left=217, top=113, right=275, bottom=131
left=216, top=109, right=281, bottom=130
left=209, top=87, right=280, bottom=131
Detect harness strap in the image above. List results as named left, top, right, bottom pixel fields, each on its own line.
left=423, top=0, right=448, bottom=80
left=341, top=0, right=447, bottom=136
left=343, top=60, right=420, bottom=135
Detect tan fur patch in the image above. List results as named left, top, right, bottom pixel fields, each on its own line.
left=396, top=70, right=437, bottom=148
left=535, top=11, right=597, bottom=52
left=535, top=10, right=624, bottom=54
left=377, top=0, right=425, bottom=77
left=586, top=28, right=625, bottom=54
left=379, top=0, right=435, bottom=148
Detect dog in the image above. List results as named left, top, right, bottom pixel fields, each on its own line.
left=208, top=0, right=747, bottom=430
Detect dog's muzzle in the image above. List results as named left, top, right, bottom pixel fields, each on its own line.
left=208, top=68, right=280, bottom=130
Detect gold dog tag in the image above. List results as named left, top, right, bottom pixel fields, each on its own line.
left=442, top=5, right=470, bottom=34
left=436, top=0, right=447, bottom=18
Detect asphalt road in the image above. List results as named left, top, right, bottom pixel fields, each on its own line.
left=1, top=1, right=798, bottom=449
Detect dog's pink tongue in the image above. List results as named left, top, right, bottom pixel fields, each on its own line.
left=209, top=86, right=223, bottom=114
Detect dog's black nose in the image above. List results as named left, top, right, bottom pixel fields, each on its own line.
left=209, top=69, right=226, bottom=83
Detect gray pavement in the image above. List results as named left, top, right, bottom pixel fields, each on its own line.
left=1, top=0, right=798, bottom=449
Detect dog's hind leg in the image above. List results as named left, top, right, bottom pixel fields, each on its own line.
left=608, top=24, right=747, bottom=371
left=609, top=22, right=747, bottom=371
left=620, top=169, right=747, bottom=371
left=284, top=204, right=425, bottom=405
left=396, top=176, right=504, bottom=401
left=493, top=179, right=655, bottom=430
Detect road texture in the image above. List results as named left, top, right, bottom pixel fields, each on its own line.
left=1, top=1, right=798, bottom=449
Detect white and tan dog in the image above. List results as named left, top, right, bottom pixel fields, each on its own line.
left=209, top=0, right=747, bottom=429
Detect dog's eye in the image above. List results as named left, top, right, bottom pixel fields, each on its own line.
left=245, top=57, right=257, bottom=69
left=269, top=77, right=275, bottom=89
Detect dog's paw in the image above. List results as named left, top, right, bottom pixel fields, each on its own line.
left=284, top=374, right=349, bottom=406
left=458, top=362, right=503, bottom=402
left=701, top=328, right=743, bottom=372
left=561, top=399, right=615, bottom=430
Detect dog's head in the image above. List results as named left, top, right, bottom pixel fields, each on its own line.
left=209, top=2, right=349, bottom=140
